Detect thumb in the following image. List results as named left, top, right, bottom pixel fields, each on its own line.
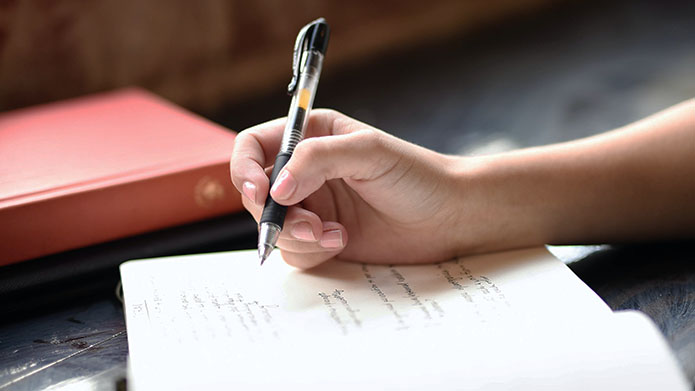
left=269, top=129, right=400, bottom=205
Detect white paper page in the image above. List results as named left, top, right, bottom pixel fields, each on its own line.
left=121, top=248, right=687, bottom=390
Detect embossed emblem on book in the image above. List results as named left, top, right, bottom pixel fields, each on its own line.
left=194, top=176, right=225, bottom=208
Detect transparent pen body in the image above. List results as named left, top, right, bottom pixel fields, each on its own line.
left=280, top=50, right=324, bottom=154
left=260, top=50, right=324, bottom=229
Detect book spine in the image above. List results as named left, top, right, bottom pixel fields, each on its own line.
left=0, top=161, right=243, bottom=266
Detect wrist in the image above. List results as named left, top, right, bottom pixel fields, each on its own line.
left=440, top=154, right=491, bottom=256
left=447, top=152, right=556, bottom=256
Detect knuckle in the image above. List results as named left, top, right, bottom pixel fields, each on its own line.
left=332, top=114, right=362, bottom=134
left=307, top=109, right=340, bottom=134
left=294, top=137, right=329, bottom=160
left=352, top=128, right=384, bottom=152
left=233, top=130, right=252, bottom=147
left=314, top=108, right=343, bottom=122
left=313, top=107, right=337, bottom=116
left=353, top=128, right=378, bottom=143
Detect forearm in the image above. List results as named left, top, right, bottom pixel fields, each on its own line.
left=459, top=99, right=695, bottom=252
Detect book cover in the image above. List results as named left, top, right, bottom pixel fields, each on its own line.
left=0, top=88, right=243, bottom=265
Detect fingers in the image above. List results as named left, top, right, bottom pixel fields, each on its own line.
left=241, top=195, right=348, bottom=267
left=230, top=109, right=345, bottom=205
left=242, top=192, right=323, bottom=239
left=269, top=129, right=400, bottom=206
left=231, top=109, right=365, bottom=268
left=280, top=221, right=347, bottom=269
left=230, top=117, right=285, bottom=205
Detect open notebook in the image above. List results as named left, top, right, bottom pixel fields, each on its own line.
left=120, top=248, right=689, bottom=390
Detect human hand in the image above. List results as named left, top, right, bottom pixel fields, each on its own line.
left=234, top=100, right=695, bottom=268
left=230, top=109, right=471, bottom=269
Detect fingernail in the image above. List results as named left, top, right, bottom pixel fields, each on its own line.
left=270, top=170, right=297, bottom=201
left=319, top=229, right=343, bottom=249
left=290, top=222, right=316, bottom=241
left=242, top=182, right=257, bottom=204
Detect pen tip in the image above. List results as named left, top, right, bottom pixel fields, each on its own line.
left=258, top=245, right=273, bottom=266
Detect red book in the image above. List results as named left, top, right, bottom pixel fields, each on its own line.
left=0, top=88, right=243, bottom=266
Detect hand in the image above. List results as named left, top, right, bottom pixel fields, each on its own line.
left=233, top=100, right=695, bottom=267
left=230, top=109, right=470, bottom=269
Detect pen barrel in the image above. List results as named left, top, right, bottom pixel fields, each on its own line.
left=280, top=51, right=323, bottom=154
left=260, top=153, right=292, bottom=226
left=261, top=51, right=323, bottom=228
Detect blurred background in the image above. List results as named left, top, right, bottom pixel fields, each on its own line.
left=2, top=0, right=694, bottom=155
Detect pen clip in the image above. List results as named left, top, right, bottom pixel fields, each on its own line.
left=287, top=18, right=325, bottom=95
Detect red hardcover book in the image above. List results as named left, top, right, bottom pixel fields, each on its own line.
left=0, top=88, right=243, bottom=266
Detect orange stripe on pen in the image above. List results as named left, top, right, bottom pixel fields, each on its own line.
left=298, top=88, right=311, bottom=110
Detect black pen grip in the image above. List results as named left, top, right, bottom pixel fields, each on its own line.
left=260, top=153, right=292, bottom=227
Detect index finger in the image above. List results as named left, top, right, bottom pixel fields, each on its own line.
left=230, top=117, right=285, bottom=204
left=230, top=110, right=343, bottom=199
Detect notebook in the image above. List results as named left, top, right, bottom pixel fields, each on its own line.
left=120, top=248, right=689, bottom=390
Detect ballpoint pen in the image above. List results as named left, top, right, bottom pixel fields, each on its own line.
left=258, top=18, right=330, bottom=265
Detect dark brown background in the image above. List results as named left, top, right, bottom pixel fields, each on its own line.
left=0, top=0, right=554, bottom=114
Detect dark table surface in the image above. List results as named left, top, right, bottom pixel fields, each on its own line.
left=2, top=0, right=694, bottom=389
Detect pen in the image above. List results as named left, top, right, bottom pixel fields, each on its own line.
left=258, top=18, right=330, bottom=265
